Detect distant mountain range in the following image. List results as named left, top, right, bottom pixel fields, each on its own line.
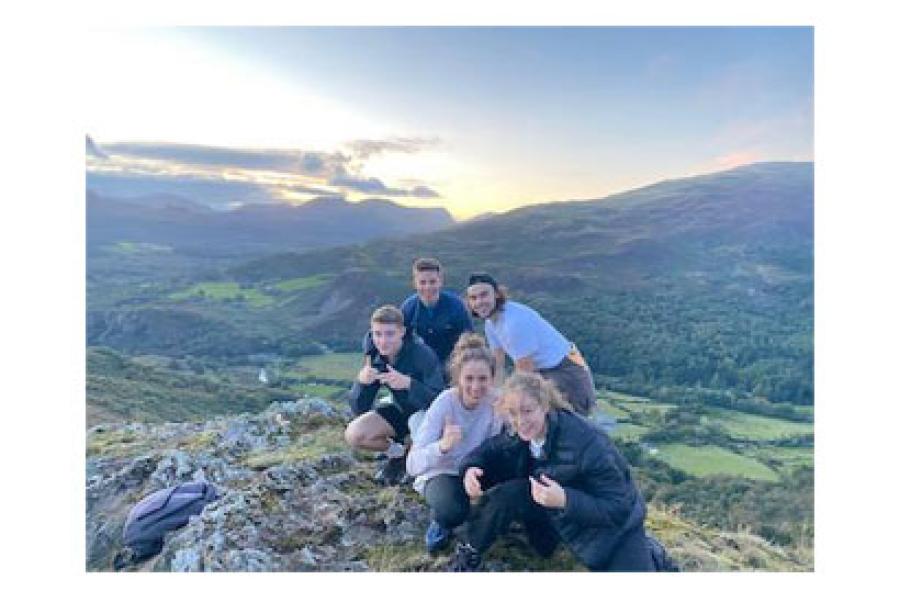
left=87, top=190, right=455, bottom=257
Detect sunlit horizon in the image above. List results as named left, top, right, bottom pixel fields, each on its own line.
left=86, top=27, right=813, bottom=220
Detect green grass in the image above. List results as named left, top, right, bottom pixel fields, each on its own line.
left=289, top=382, right=348, bottom=399
left=655, top=444, right=780, bottom=482
left=169, top=281, right=275, bottom=308
left=605, top=390, right=654, bottom=403
left=609, top=423, right=650, bottom=442
left=110, top=241, right=173, bottom=254
left=595, top=397, right=630, bottom=419
left=271, top=274, right=332, bottom=292
left=86, top=428, right=153, bottom=458
left=705, top=407, right=814, bottom=441
left=289, top=353, right=361, bottom=382
left=242, top=427, right=346, bottom=469
left=744, top=446, right=814, bottom=474
left=616, top=400, right=678, bottom=416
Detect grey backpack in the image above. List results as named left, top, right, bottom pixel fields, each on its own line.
left=113, top=481, right=218, bottom=569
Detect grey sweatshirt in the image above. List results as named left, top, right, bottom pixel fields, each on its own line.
left=406, top=387, right=504, bottom=494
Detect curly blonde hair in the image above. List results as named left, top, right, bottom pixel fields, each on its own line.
left=500, top=371, right=574, bottom=414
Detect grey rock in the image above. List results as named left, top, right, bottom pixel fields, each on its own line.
left=171, top=548, right=203, bottom=572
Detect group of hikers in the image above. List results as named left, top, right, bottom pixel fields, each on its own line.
left=343, top=258, right=660, bottom=572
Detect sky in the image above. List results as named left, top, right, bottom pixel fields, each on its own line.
left=85, top=26, right=813, bottom=219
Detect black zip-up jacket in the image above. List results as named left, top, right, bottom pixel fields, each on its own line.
left=349, top=330, right=444, bottom=417
left=459, top=409, right=646, bottom=569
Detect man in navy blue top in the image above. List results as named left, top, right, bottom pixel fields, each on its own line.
left=400, top=257, right=474, bottom=365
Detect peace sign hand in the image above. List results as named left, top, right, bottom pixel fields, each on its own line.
left=529, top=474, right=567, bottom=509
left=378, top=364, right=412, bottom=390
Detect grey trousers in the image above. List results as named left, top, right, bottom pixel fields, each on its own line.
left=539, top=356, right=596, bottom=415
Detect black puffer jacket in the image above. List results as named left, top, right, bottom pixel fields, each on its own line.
left=459, top=409, right=646, bottom=569
left=348, top=330, right=444, bottom=416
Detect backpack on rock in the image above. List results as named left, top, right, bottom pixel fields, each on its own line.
left=112, top=481, right=218, bottom=570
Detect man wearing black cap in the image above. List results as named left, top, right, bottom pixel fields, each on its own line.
left=465, top=273, right=596, bottom=415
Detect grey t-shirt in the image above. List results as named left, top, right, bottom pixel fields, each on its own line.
left=406, top=387, right=504, bottom=494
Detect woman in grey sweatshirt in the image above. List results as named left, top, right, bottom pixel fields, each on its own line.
left=406, top=333, right=505, bottom=553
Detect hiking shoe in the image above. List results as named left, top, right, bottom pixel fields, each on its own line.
left=448, top=543, right=482, bottom=572
left=425, top=520, right=451, bottom=554
left=374, top=456, right=407, bottom=486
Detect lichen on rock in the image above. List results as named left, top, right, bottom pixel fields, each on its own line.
left=86, top=397, right=811, bottom=572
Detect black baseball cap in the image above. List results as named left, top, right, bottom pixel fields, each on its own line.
left=467, top=272, right=499, bottom=289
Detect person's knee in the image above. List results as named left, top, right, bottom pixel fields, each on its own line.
left=344, top=420, right=367, bottom=449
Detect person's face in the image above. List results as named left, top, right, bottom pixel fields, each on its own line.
left=459, top=360, right=493, bottom=409
left=414, top=269, right=442, bottom=306
left=502, top=390, right=548, bottom=442
left=371, top=321, right=405, bottom=358
left=466, top=283, right=497, bottom=319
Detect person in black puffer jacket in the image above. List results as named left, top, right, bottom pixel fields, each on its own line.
left=451, top=371, right=654, bottom=571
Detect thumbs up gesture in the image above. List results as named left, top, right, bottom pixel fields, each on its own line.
left=439, top=415, right=463, bottom=454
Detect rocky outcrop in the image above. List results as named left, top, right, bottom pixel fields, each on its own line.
left=86, top=397, right=811, bottom=572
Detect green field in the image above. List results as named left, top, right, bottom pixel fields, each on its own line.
left=605, top=390, right=654, bottom=403
left=609, top=423, right=650, bottom=443
left=655, top=444, right=780, bottom=481
left=705, top=407, right=814, bottom=441
left=290, top=352, right=361, bottom=381
left=169, top=281, right=275, bottom=307
left=744, top=446, right=814, bottom=474
left=616, top=400, right=678, bottom=416
left=289, top=382, right=348, bottom=400
left=595, top=397, right=630, bottom=419
left=110, top=241, right=173, bottom=254
left=271, top=274, right=332, bottom=292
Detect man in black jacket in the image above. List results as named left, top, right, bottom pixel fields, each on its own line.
left=345, top=305, right=445, bottom=485
left=452, top=372, right=653, bottom=571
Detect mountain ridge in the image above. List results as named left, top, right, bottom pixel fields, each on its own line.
left=88, top=161, right=813, bottom=404
left=87, top=190, right=455, bottom=257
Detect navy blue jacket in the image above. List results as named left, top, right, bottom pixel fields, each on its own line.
left=350, top=329, right=444, bottom=417
left=460, top=409, right=647, bottom=570
left=400, top=291, right=473, bottom=363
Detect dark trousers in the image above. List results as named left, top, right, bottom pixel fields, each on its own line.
left=540, top=357, right=595, bottom=416
left=466, top=478, right=655, bottom=571
left=597, top=526, right=655, bottom=572
left=423, top=474, right=470, bottom=529
left=465, top=479, right=560, bottom=558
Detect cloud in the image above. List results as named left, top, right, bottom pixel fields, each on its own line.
left=87, top=140, right=442, bottom=207
left=328, top=171, right=440, bottom=198
left=407, top=185, right=440, bottom=199
left=86, top=170, right=276, bottom=209
left=103, top=142, right=350, bottom=177
left=346, top=136, right=440, bottom=160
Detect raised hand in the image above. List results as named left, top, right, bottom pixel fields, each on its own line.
left=378, top=364, right=411, bottom=390
left=357, top=355, right=379, bottom=385
left=529, top=474, right=567, bottom=509
left=464, top=467, right=484, bottom=499
left=439, top=415, right=463, bottom=453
